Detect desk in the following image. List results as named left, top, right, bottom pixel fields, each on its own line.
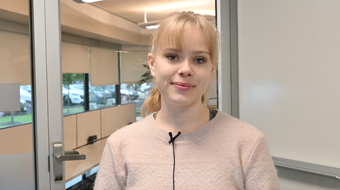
left=65, top=138, right=107, bottom=181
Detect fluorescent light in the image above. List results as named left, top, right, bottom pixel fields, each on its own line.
left=146, top=25, right=159, bottom=29
left=138, top=20, right=160, bottom=30
left=115, top=50, right=129, bottom=53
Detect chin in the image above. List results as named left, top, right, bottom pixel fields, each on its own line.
left=169, top=96, right=201, bottom=107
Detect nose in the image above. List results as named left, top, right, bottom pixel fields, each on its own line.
left=178, top=60, right=193, bottom=77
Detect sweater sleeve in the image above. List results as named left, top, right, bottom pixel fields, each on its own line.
left=244, top=134, right=280, bottom=190
left=94, top=139, right=125, bottom=190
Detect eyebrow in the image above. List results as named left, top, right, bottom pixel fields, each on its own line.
left=163, top=48, right=209, bottom=55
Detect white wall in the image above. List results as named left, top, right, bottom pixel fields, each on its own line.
left=217, top=0, right=340, bottom=189
left=278, top=167, right=340, bottom=190
left=238, top=0, right=340, bottom=169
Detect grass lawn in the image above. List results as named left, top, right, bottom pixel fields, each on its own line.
left=0, top=106, right=85, bottom=129
left=0, top=114, right=32, bottom=129
left=63, top=106, right=85, bottom=114
left=1, top=105, right=139, bottom=129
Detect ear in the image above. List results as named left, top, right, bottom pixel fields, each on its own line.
left=148, top=53, right=156, bottom=77
left=209, top=63, right=217, bottom=81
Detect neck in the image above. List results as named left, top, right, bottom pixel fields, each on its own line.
left=155, top=101, right=210, bottom=134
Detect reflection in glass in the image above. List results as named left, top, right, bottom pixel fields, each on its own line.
left=121, top=83, right=153, bottom=121
left=62, top=73, right=85, bottom=115
left=0, top=85, right=32, bottom=128
left=0, top=0, right=35, bottom=189
left=89, top=84, right=116, bottom=110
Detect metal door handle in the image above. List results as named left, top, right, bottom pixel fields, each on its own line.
left=53, top=142, right=86, bottom=181
left=55, top=150, right=86, bottom=161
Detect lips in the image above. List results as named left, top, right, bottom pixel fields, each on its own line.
left=171, top=82, right=195, bottom=91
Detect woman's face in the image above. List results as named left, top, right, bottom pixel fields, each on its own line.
left=148, top=29, right=215, bottom=108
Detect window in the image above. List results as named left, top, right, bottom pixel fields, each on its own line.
left=89, top=84, right=116, bottom=110
left=120, top=49, right=151, bottom=121
left=62, top=73, right=85, bottom=115
left=121, top=83, right=153, bottom=121
left=0, top=85, right=33, bottom=128
left=0, top=24, right=32, bottom=128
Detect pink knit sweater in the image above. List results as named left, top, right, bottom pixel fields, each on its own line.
left=94, top=111, right=280, bottom=190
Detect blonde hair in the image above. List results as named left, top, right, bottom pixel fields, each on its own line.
left=141, top=11, right=219, bottom=117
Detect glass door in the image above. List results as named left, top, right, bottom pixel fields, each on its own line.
left=1, top=0, right=222, bottom=189
left=0, top=0, right=37, bottom=189
left=31, top=0, right=69, bottom=189
left=1, top=0, right=68, bottom=189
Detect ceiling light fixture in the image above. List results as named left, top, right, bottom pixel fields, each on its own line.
left=138, top=20, right=160, bottom=30
left=144, top=11, right=148, bottom=23
left=146, top=25, right=160, bottom=29
left=73, top=0, right=103, bottom=3
left=138, top=11, right=159, bottom=29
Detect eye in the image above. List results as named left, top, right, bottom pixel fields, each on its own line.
left=166, top=54, right=179, bottom=61
left=194, top=57, right=206, bottom=64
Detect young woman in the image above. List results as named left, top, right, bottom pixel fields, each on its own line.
left=94, top=11, right=279, bottom=190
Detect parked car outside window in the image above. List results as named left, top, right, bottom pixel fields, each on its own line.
left=62, top=86, right=84, bottom=105
left=99, top=84, right=139, bottom=101
left=89, top=85, right=113, bottom=105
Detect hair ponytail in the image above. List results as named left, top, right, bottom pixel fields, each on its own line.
left=141, top=83, right=161, bottom=117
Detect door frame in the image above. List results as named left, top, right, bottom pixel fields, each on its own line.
left=216, top=0, right=239, bottom=117
left=31, top=0, right=64, bottom=189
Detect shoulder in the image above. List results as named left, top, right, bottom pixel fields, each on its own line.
left=209, top=110, right=267, bottom=156
left=106, top=114, right=154, bottom=146
left=213, top=110, right=264, bottom=140
left=212, top=111, right=273, bottom=169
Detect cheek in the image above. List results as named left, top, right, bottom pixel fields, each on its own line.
left=155, top=66, right=173, bottom=80
left=200, top=81, right=209, bottom=88
left=198, top=71, right=213, bottom=85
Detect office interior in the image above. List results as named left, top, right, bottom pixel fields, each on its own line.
left=0, top=0, right=339, bottom=190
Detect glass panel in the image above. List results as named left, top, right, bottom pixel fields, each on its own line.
left=121, top=83, right=152, bottom=121
left=89, top=84, right=116, bottom=110
left=0, top=85, right=32, bottom=128
left=60, top=0, right=120, bottom=187
left=62, top=73, right=85, bottom=115
left=0, top=0, right=35, bottom=189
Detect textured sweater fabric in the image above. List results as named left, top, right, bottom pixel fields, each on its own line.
left=94, top=111, right=280, bottom=190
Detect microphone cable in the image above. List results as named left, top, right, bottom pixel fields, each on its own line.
left=168, top=131, right=181, bottom=190
left=166, top=108, right=216, bottom=190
